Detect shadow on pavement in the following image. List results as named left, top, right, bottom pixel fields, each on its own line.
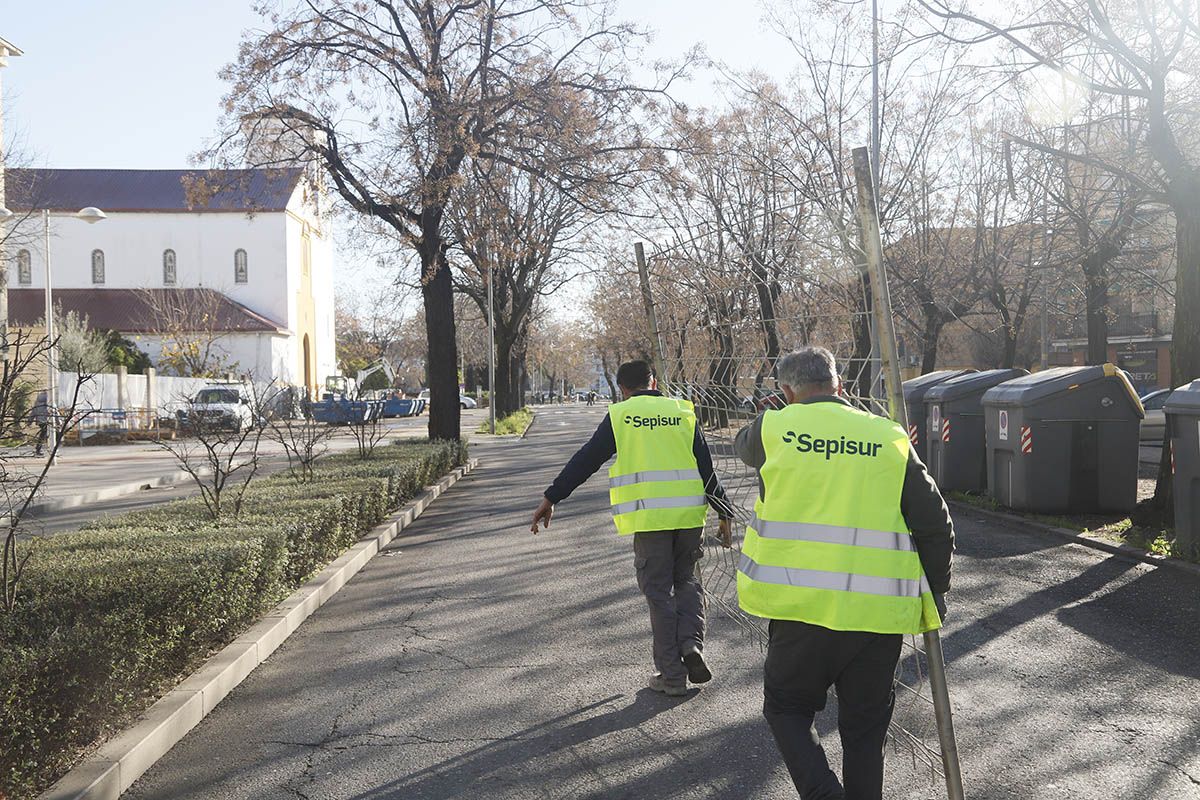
left=345, top=690, right=778, bottom=800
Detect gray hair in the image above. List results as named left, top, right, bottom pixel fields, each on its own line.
left=777, top=347, right=838, bottom=389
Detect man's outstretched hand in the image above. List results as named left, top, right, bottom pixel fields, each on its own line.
left=530, top=498, right=555, bottom=534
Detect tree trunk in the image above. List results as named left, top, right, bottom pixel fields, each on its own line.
left=1082, top=256, right=1110, bottom=366
left=847, top=272, right=874, bottom=401
left=920, top=312, right=945, bottom=375
left=492, top=329, right=519, bottom=418
left=751, top=270, right=781, bottom=374
left=600, top=352, right=618, bottom=400
left=1170, top=185, right=1200, bottom=386
left=513, top=343, right=528, bottom=409
left=420, top=243, right=461, bottom=441
left=1001, top=327, right=1018, bottom=369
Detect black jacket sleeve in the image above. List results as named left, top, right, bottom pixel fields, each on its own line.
left=900, top=447, right=955, bottom=595
left=734, top=414, right=767, bottom=470
left=544, top=415, right=617, bottom=504
left=694, top=426, right=735, bottom=520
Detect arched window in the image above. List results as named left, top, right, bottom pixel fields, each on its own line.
left=163, top=249, right=177, bottom=285
left=16, top=249, right=32, bottom=285
left=91, top=250, right=105, bottom=284
left=234, top=249, right=248, bottom=284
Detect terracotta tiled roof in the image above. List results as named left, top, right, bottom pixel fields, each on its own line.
left=3, top=168, right=303, bottom=213
left=6, top=288, right=287, bottom=334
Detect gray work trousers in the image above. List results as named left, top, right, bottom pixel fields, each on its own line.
left=632, top=528, right=705, bottom=684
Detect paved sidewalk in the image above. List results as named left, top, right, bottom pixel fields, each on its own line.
left=123, top=405, right=1200, bottom=799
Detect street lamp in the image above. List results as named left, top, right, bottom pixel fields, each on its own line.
left=43, top=207, right=107, bottom=459
left=0, top=204, right=108, bottom=460
left=0, top=206, right=12, bottom=364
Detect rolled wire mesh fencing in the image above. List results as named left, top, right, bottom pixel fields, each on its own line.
left=633, top=231, right=953, bottom=791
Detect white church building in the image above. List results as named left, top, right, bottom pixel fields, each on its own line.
left=3, top=167, right=337, bottom=393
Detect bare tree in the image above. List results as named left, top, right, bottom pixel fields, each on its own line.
left=267, top=414, right=335, bottom=482
left=1, top=331, right=95, bottom=610
left=335, top=286, right=411, bottom=374
left=210, top=0, right=675, bottom=441
left=452, top=164, right=589, bottom=416
left=920, top=0, right=1200, bottom=386
left=348, top=389, right=389, bottom=460
left=156, top=382, right=274, bottom=520
left=139, top=288, right=241, bottom=377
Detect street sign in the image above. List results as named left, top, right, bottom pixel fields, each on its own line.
left=998, top=409, right=1009, bottom=441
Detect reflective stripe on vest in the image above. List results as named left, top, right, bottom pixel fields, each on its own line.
left=608, top=395, right=708, bottom=535
left=739, top=553, right=930, bottom=598
left=609, top=468, right=702, bottom=489
left=612, top=495, right=708, bottom=516
left=737, top=401, right=942, bottom=634
left=749, top=516, right=915, bottom=553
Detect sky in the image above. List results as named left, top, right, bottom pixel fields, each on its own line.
left=1, top=1, right=800, bottom=167
left=0, top=1, right=801, bottom=295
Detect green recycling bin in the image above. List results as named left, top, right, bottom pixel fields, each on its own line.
left=981, top=364, right=1144, bottom=513
left=902, top=369, right=974, bottom=464
left=925, top=368, right=1029, bottom=493
left=1165, top=380, right=1200, bottom=559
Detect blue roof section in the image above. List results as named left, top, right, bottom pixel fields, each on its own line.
left=3, top=168, right=304, bottom=213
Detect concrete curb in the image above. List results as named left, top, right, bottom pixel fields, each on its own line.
left=519, top=408, right=539, bottom=439
left=949, top=500, right=1200, bottom=579
left=41, top=457, right=480, bottom=800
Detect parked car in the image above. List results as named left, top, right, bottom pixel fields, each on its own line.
left=741, top=390, right=787, bottom=414
left=416, top=388, right=478, bottom=409
left=1140, top=388, right=1171, bottom=444
left=184, top=383, right=257, bottom=432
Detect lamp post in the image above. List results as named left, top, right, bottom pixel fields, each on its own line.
left=0, top=205, right=12, bottom=365
left=43, top=207, right=107, bottom=460
left=0, top=205, right=107, bottom=461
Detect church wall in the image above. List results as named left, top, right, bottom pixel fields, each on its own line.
left=14, top=210, right=291, bottom=328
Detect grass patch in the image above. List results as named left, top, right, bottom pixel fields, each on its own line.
left=477, top=407, right=534, bottom=436
left=947, top=491, right=1196, bottom=564
left=0, top=439, right=468, bottom=799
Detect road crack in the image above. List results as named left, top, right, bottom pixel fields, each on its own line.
left=1157, top=759, right=1200, bottom=786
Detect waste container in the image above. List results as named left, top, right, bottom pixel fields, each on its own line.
left=902, top=369, right=975, bottom=464
left=1165, top=380, right=1200, bottom=559
left=981, top=364, right=1144, bottom=513
left=924, top=368, right=1029, bottom=493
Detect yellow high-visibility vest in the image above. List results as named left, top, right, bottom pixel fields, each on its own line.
left=737, top=401, right=941, bottom=634
left=608, top=395, right=708, bottom=535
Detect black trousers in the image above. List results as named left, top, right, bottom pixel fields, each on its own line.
left=763, top=619, right=902, bottom=800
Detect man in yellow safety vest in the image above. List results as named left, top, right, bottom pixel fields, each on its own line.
left=530, top=360, right=734, bottom=696
left=735, top=347, right=954, bottom=800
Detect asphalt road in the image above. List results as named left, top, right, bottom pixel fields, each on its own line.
left=23, top=409, right=492, bottom=534
left=124, top=405, right=1200, bottom=799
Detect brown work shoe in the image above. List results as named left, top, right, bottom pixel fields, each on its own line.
left=648, top=673, right=687, bottom=697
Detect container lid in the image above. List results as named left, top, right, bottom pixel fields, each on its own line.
left=1165, top=380, right=1200, bottom=413
left=925, top=368, right=1030, bottom=403
left=981, top=363, right=1144, bottom=416
left=902, top=369, right=975, bottom=402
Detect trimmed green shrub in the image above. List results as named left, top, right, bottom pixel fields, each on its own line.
left=1, top=439, right=467, bottom=799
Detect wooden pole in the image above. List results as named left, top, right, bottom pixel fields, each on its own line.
left=853, top=145, right=966, bottom=800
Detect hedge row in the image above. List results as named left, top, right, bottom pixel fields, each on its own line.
left=0, top=439, right=468, bottom=799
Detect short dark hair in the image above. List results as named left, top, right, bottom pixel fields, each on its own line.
left=616, top=360, right=653, bottom=390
